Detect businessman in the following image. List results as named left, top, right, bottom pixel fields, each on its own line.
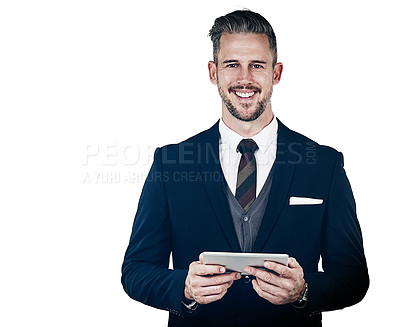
left=122, top=10, right=369, bottom=326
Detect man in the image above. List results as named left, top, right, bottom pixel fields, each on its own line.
left=122, top=10, right=369, bottom=326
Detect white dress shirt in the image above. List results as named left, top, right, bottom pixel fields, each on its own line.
left=218, top=116, right=278, bottom=197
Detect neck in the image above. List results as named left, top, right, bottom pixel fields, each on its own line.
left=222, top=104, right=274, bottom=138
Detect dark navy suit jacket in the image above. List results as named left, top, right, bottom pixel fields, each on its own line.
left=122, top=120, right=369, bottom=326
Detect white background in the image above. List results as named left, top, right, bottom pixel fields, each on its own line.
left=1, top=0, right=399, bottom=325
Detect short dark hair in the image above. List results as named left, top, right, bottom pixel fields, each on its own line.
left=208, top=10, right=277, bottom=67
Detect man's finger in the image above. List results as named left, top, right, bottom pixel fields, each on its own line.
left=189, top=275, right=238, bottom=304
left=263, top=261, right=293, bottom=278
left=255, top=277, right=286, bottom=295
left=190, top=261, right=226, bottom=276
left=244, top=266, right=290, bottom=288
left=287, top=257, right=300, bottom=268
left=196, top=272, right=241, bottom=287
left=195, top=290, right=228, bottom=305
left=197, top=281, right=233, bottom=296
left=243, top=266, right=273, bottom=283
left=251, top=279, right=281, bottom=304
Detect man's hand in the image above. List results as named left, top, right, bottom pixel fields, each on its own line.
left=243, top=257, right=305, bottom=305
left=184, top=254, right=241, bottom=305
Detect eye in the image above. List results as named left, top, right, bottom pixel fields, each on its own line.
left=252, top=64, right=264, bottom=69
left=226, top=63, right=238, bottom=68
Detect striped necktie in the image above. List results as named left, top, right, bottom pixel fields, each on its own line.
left=235, top=139, right=258, bottom=211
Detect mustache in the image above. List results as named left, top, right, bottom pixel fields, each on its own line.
left=228, top=85, right=261, bottom=93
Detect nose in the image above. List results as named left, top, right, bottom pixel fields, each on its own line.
left=237, top=66, right=253, bottom=85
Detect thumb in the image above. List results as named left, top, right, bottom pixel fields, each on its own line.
left=288, top=257, right=300, bottom=268
left=199, top=252, right=204, bottom=264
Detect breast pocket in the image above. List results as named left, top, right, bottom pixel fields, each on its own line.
left=286, top=202, right=325, bottom=227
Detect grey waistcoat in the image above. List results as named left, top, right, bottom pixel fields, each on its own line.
left=223, top=165, right=275, bottom=252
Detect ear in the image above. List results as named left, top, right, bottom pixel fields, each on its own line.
left=208, top=61, right=218, bottom=85
left=273, top=62, right=283, bottom=85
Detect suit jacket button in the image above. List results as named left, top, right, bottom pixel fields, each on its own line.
left=244, top=275, right=251, bottom=284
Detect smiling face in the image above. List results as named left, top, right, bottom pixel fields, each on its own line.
left=208, top=33, right=282, bottom=123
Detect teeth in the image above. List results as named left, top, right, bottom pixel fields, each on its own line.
left=235, top=91, right=255, bottom=98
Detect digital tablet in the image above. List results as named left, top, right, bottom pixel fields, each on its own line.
left=202, top=251, right=289, bottom=275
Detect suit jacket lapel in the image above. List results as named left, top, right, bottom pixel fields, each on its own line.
left=252, top=119, right=299, bottom=252
left=198, top=121, right=241, bottom=252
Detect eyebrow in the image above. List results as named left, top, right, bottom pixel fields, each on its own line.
left=222, top=60, right=268, bottom=64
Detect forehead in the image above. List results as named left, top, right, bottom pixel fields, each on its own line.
left=218, top=33, right=272, bottom=61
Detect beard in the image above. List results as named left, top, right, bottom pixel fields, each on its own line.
left=217, top=83, right=272, bottom=122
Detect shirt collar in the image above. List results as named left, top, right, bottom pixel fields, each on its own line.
left=219, top=115, right=278, bottom=151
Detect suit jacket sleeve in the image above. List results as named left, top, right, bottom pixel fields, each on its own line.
left=121, top=147, right=188, bottom=316
left=305, top=152, right=369, bottom=314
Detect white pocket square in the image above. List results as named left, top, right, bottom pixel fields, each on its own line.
left=289, top=197, right=323, bottom=205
